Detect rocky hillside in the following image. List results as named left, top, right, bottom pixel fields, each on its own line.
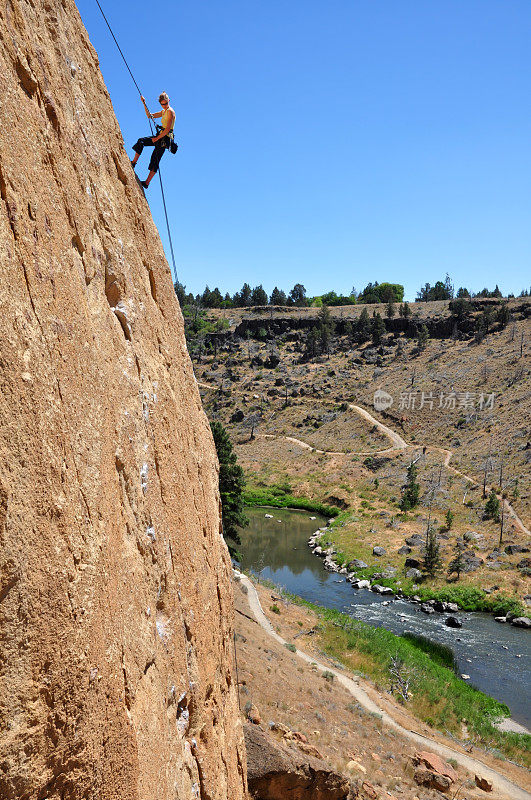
left=194, top=299, right=530, bottom=606
left=0, top=2, right=245, bottom=798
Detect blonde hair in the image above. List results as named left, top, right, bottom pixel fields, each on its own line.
left=158, top=91, right=169, bottom=103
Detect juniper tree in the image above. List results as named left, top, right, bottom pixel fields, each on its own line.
left=371, top=312, right=386, bottom=345
left=400, top=463, right=420, bottom=511
left=210, top=421, right=248, bottom=557
left=484, top=489, right=500, bottom=522
left=417, top=324, right=429, bottom=350
left=305, top=326, right=320, bottom=359
left=357, top=308, right=371, bottom=341
left=447, top=540, right=465, bottom=581
left=423, top=525, right=442, bottom=577
left=251, top=284, right=268, bottom=306
left=269, top=286, right=287, bottom=305
left=318, top=304, right=335, bottom=356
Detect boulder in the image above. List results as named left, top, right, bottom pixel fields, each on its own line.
left=505, top=544, right=529, bottom=555
left=246, top=704, right=262, bottom=725
left=346, top=760, right=366, bottom=774
left=445, top=616, right=462, bottom=628
left=512, top=617, right=531, bottom=628
left=361, top=782, right=378, bottom=799
left=397, top=545, right=411, bottom=555
left=414, top=769, right=451, bottom=792
left=296, top=742, right=324, bottom=760
left=356, top=579, right=371, bottom=590
left=405, top=534, right=425, bottom=547
left=475, top=775, right=493, bottom=792
left=405, top=568, right=422, bottom=580
left=264, top=351, right=281, bottom=369
left=372, top=546, right=386, bottom=556
left=347, top=559, right=368, bottom=570
left=420, top=604, right=435, bottom=614
left=230, top=409, right=245, bottom=423
left=371, top=585, right=394, bottom=595
left=494, top=616, right=507, bottom=623
left=413, top=751, right=457, bottom=782
left=404, top=557, right=421, bottom=569
left=244, top=724, right=351, bottom=800
left=463, top=555, right=483, bottom=573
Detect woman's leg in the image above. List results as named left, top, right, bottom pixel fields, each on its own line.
left=144, top=142, right=165, bottom=186
left=131, top=136, right=154, bottom=166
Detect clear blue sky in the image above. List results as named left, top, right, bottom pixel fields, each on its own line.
left=77, top=0, right=530, bottom=300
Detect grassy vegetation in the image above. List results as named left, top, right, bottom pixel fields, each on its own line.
left=318, top=524, right=526, bottom=617
left=256, top=578, right=530, bottom=765
left=244, top=488, right=341, bottom=517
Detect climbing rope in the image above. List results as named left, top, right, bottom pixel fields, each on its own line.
left=94, top=0, right=178, bottom=284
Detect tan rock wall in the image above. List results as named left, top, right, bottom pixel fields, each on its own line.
left=0, top=1, right=246, bottom=797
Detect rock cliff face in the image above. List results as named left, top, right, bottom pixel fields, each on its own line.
left=0, top=2, right=246, bottom=798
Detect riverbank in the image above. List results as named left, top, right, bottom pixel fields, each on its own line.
left=246, top=572, right=531, bottom=768
left=310, top=521, right=529, bottom=621
left=244, top=488, right=340, bottom=517
left=235, top=571, right=531, bottom=797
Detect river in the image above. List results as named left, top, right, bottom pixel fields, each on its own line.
left=238, top=506, right=531, bottom=729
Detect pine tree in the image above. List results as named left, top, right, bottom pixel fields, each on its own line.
left=288, top=283, right=307, bottom=306
left=447, top=540, right=465, bottom=581
left=497, top=303, right=510, bottom=328
left=417, top=324, right=429, bottom=350
left=344, top=320, right=354, bottom=341
left=269, top=286, right=287, bottom=305
left=371, top=312, right=386, bottom=345
left=251, top=284, right=268, bottom=306
left=400, top=463, right=420, bottom=511
left=305, top=326, right=320, bottom=359
left=318, top=304, right=335, bottom=355
left=386, top=300, right=396, bottom=318
left=423, top=526, right=441, bottom=577
left=357, top=307, right=371, bottom=340
left=210, top=421, right=248, bottom=557
left=445, top=509, right=454, bottom=530
left=402, top=302, right=412, bottom=318
left=484, top=489, right=500, bottom=522
left=174, top=281, right=187, bottom=307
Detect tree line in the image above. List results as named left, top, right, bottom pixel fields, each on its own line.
left=175, top=275, right=520, bottom=310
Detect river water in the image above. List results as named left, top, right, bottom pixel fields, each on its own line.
left=238, top=507, right=531, bottom=728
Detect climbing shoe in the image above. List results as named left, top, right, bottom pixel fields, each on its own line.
left=130, top=160, right=136, bottom=169
left=141, top=180, right=149, bottom=189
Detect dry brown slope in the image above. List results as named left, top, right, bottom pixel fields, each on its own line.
left=0, top=2, right=245, bottom=798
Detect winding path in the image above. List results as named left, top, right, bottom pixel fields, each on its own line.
left=236, top=570, right=531, bottom=800
left=197, top=379, right=529, bottom=535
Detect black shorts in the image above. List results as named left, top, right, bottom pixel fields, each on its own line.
left=132, top=134, right=170, bottom=173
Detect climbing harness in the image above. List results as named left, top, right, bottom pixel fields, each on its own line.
left=94, top=0, right=178, bottom=283
left=155, top=124, right=178, bottom=154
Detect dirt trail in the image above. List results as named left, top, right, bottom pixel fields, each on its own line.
left=348, top=404, right=408, bottom=449
left=349, top=404, right=530, bottom=536
left=198, top=380, right=529, bottom=535
left=237, top=571, right=531, bottom=800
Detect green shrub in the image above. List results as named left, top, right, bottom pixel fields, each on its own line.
left=243, top=490, right=340, bottom=517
